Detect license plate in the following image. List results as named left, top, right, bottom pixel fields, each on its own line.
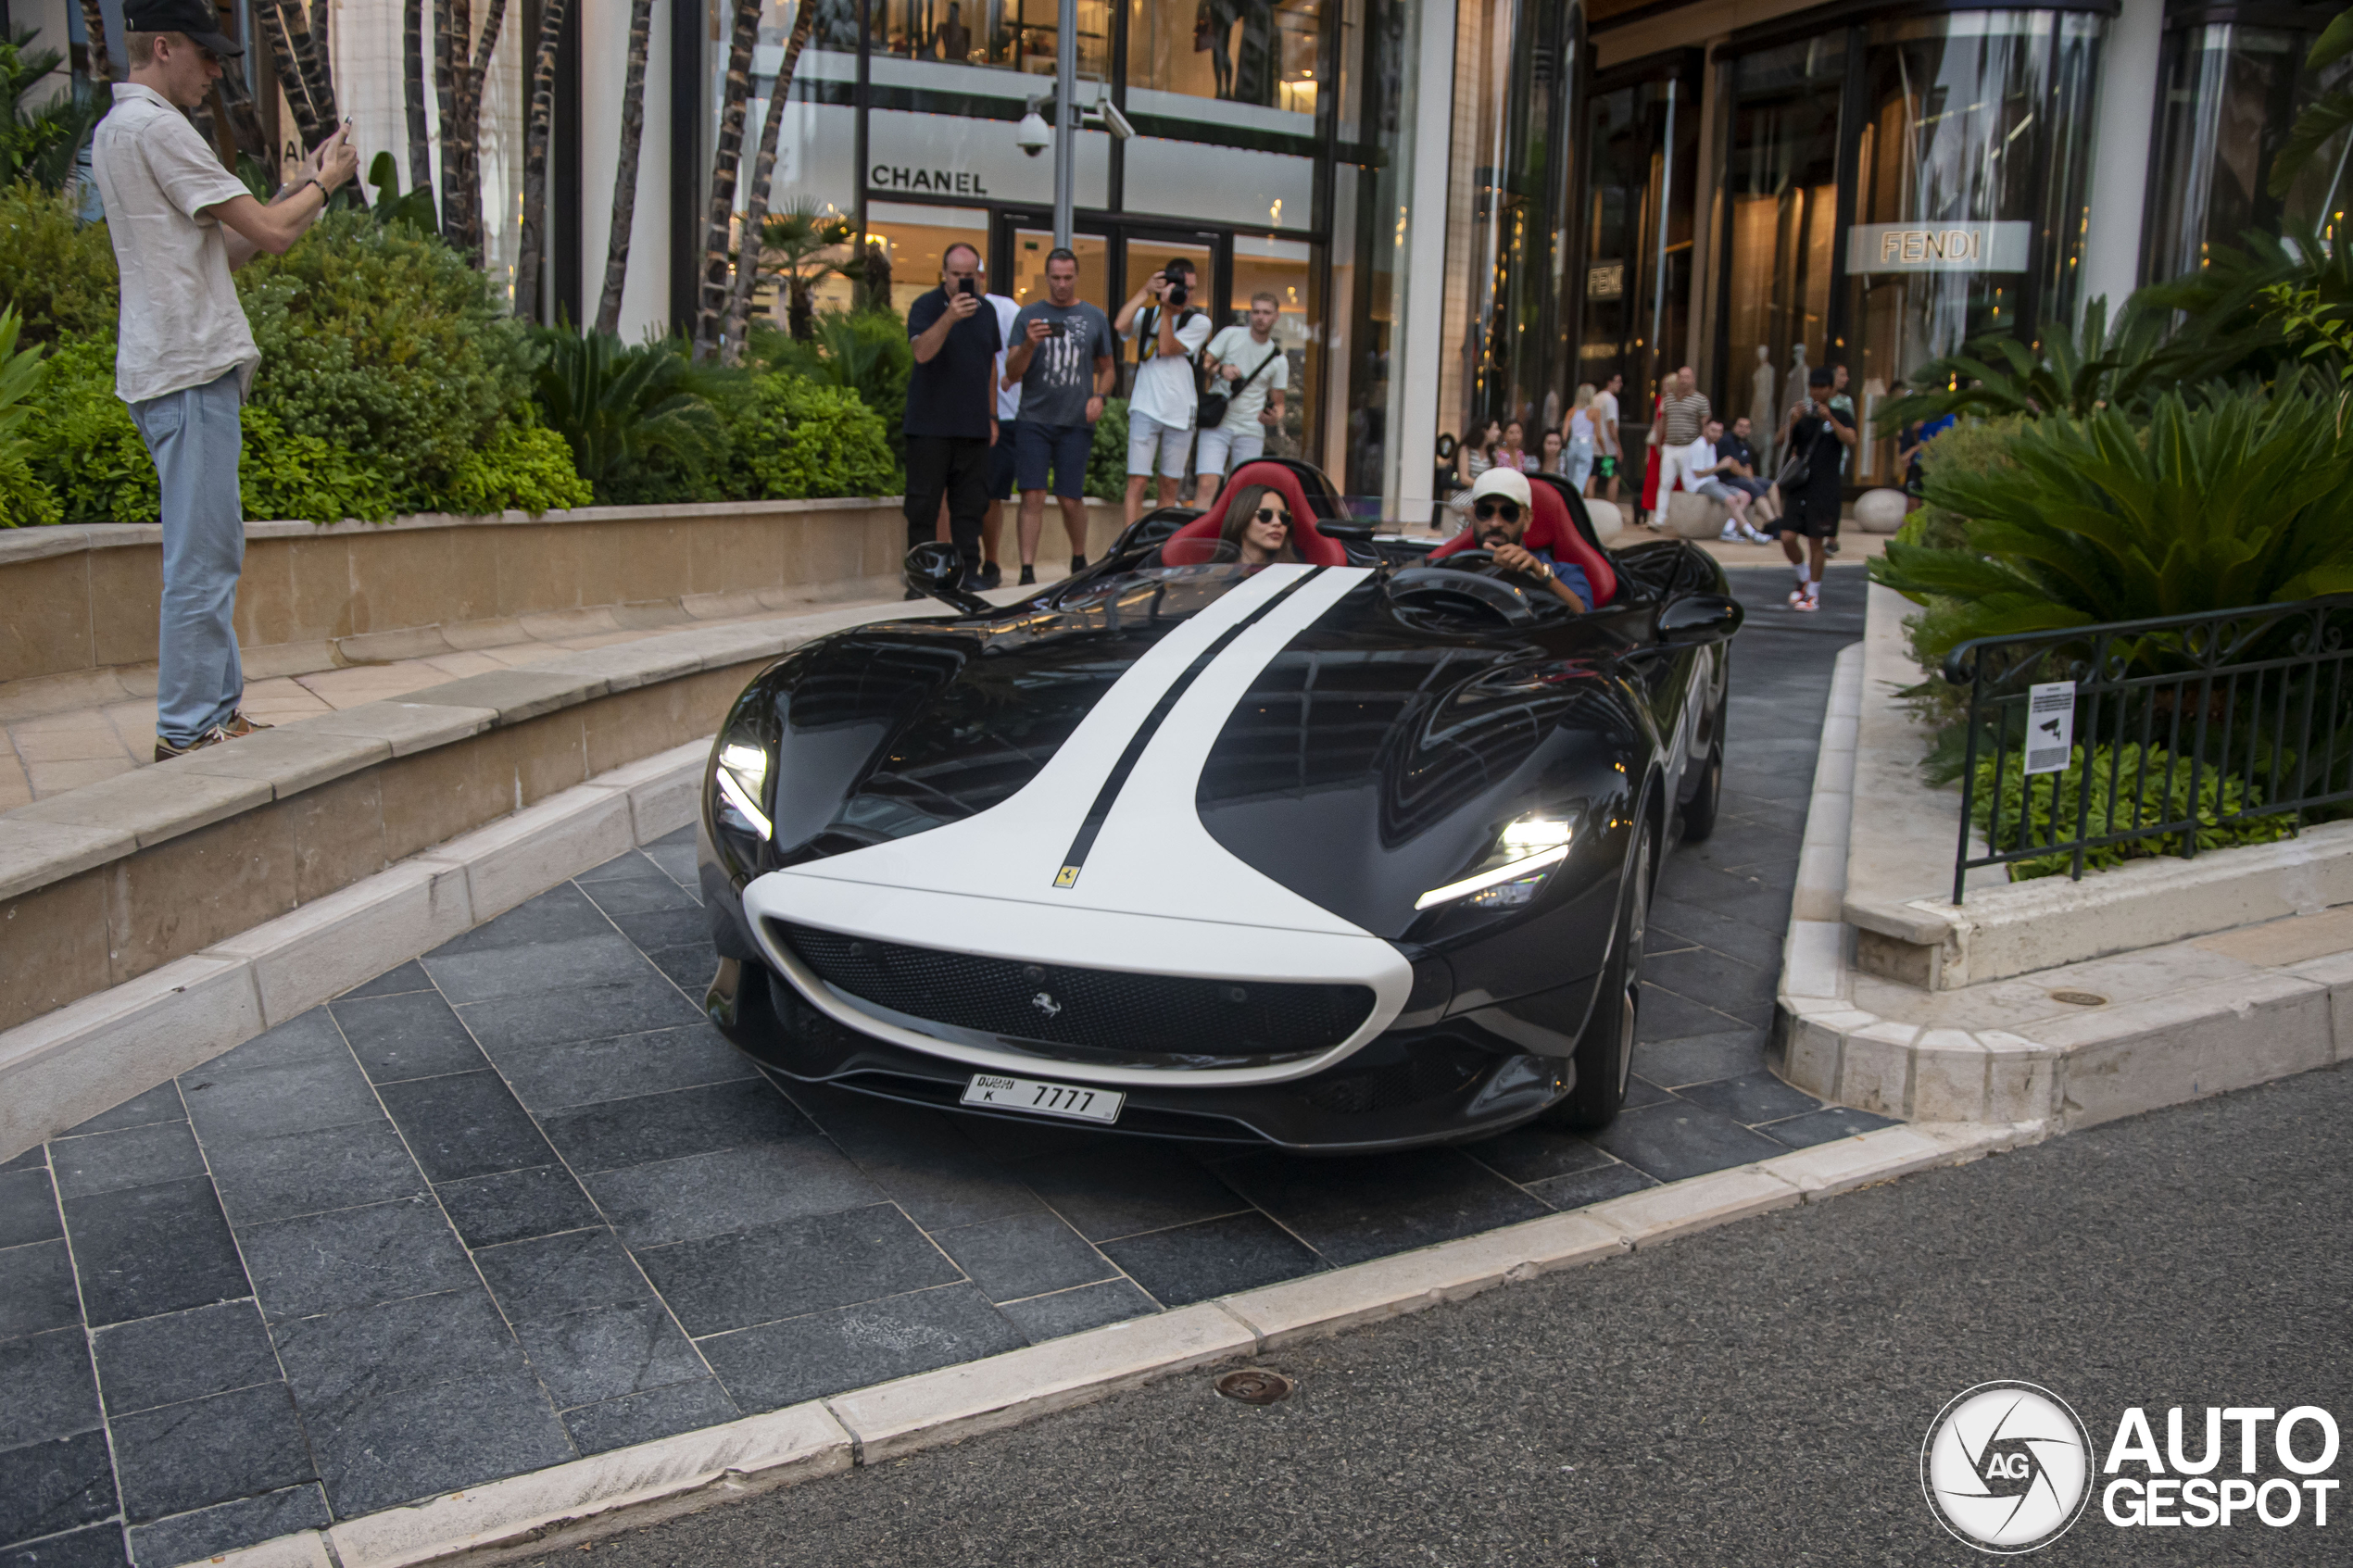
left=961, top=1073, right=1125, bottom=1124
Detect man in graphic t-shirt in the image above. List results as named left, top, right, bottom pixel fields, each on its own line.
left=1003, top=246, right=1117, bottom=585
left=1195, top=291, right=1290, bottom=507
left=1114, top=256, right=1214, bottom=526
left=903, top=242, right=1003, bottom=590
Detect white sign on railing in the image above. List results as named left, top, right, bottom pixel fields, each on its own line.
left=1846, top=220, right=2032, bottom=274
left=2025, top=681, right=2076, bottom=775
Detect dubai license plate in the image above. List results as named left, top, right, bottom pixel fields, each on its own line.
left=961, top=1073, right=1125, bottom=1124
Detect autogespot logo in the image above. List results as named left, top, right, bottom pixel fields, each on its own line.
left=1921, top=1382, right=2095, bottom=1553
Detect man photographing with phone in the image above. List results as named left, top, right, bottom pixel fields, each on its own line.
left=903, top=242, right=1003, bottom=592
left=1114, top=256, right=1213, bottom=527
left=94, top=0, right=359, bottom=760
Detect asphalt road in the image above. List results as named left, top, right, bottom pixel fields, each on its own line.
left=529, top=1059, right=2352, bottom=1567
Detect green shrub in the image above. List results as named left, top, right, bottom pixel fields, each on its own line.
left=1872, top=379, right=2353, bottom=672
left=441, top=418, right=593, bottom=516
left=0, top=304, right=57, bottom=526
left=1971, top=741, right=2297, bottom=881
left=758, top=309, right=911, bottom=457
left=235, top=405, right=399, bottom=522
left=722, top=375, right=896, bottom=499
left=238, top=211, right=537, bottom=507
left=29, top=332, right=154, bottom=522
left=1088, top=397, right=1128, bottom=501
left=530, top=329, right=725, bottom=503
left=0, top=182, right=117, bottom=346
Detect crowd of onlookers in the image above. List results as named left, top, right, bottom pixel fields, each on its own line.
left=1443, top=361, right=1952, bottom=614
left=900, top=244, right=1293, bottom=591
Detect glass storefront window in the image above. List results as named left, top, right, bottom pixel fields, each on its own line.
left=875, top=0, right=1113, bottom=76
left=1579, top=61, right=1698, bottom=472
left=1006, top=227, right=1116, bottom=312
left=1126, top=0, right=1325, bottom=109
left=2145, top=22, right=2353, bottom=282
left=1719, top=35, right=1844, bottom=468
left=1843, top=12, right=2100, bottom=483
left=868, top=204, right=994, bottom=314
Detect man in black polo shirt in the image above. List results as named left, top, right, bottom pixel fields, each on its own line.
left=903, top=242, right=1002, bottom=589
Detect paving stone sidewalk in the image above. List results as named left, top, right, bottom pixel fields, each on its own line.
left=0, top=568, right=1874, bottom=1568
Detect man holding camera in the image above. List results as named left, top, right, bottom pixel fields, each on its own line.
left=904, top=242, right=1003, bottom=590
left=1003, top=247, right=1116, bottom=585
left=95, top=1, right=358, bottom=760
left=1114, top=257, right=1214, bottom=527
left=1196, top=291, right=1289, bottom=508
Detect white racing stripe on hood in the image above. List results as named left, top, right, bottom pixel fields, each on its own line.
left=778, top=563, right=1326, bottom=912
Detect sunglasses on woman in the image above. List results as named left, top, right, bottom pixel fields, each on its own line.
left=1253, top=508, right=1290, bottom=527
left=1473, top=499, right=1521, bottom=521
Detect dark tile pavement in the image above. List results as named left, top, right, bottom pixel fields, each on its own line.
left=0, top=568, right=1889, bottom=1566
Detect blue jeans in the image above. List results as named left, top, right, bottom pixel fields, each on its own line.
left=131, top=371, right=245, bottom=745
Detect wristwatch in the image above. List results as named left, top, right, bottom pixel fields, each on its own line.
left=1533, top=559, right=1554, bottom=582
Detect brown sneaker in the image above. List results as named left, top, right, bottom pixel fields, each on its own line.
left=221, top=711, right=273, bottom=739
left=154, top=726, right=231, bottom=762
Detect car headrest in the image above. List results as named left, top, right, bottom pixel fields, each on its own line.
left=1429, top=482, right=1617, bottom=608
left=1161, top=461, right=1351, bottom=567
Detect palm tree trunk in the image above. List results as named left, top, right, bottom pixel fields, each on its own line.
left=276, top=1, right=339, bottom=132
left=692, top=0, right=761, bottom=359
left=434, top=0, right=467, bottom=251
left=723, top=0, right=820, bottom=360
left=593, top=0, right=655, bottom=335
left=259, top=4, right=322, bottom=149
left=405, top=0, right=433, bottom=197
left=513, top=0, right=570, bottom=324
left=459, top=0, right=510, bottom=263
left=218, top=69, right=271, bottom=166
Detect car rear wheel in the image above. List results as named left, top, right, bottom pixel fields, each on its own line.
left=1549, top=826, right=1651, bottom=1131
left=1680, top=693, right=1727, bottom=844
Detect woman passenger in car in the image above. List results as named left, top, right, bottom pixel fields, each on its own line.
left=1216, top=483, right=1301, bottom=569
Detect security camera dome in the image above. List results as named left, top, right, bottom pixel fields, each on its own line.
left=1014, top=109, right=1051, bottom=157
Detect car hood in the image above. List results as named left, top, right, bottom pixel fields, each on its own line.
left=743, top=564, right=1647, bottom=940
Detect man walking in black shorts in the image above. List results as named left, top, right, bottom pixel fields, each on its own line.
left=1778, top=366, right=1856, bottom=612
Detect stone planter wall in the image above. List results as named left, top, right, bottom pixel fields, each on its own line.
left=0, top=497, right=1127, bottom=694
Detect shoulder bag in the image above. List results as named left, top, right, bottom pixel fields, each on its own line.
left=1198, top=344, right=1279, bottom=431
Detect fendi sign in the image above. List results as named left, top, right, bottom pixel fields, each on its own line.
left=1846, top=220, right=2031, bottom=274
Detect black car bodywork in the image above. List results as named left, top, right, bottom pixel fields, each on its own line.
left=698, top=473, right=1741, bottom=1151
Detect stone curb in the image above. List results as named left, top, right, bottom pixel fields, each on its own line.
left=0, top=738, right=713, bottom=1160
left=1770, top=633, right=2352, bottom=1131
left=182, top=1121, right=2026, bottom=1568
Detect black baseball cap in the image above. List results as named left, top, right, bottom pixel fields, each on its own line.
left=121, top=0, right=245, bottom=56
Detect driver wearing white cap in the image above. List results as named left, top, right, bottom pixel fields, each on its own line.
left=1450, top=468, right=1590, bottom=613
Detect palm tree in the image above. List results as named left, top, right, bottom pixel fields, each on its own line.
left=274, top=1, right=338, bottom=129
left=258, top=3, right=321, bottom=147
left=434, top=0, right=507, bottom=263
left=513, top=0, right=570, bottom=322
left=692, top=0, right=761, bottom=358
left=722, top=0, right=822, bottom=358
left=741, top=202, right=855, bottom=343
left=593, top=0, right=655, bottom=334
left=404, top=0, right=432, bottom=197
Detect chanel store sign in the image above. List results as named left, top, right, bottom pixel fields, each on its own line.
left=1846, top=220, right=2032, bottom=273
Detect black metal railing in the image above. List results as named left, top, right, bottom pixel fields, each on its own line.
left=1942, top=596, right=2353, bottom=903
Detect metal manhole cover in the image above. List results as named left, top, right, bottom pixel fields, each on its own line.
left=2048, top=990, right=2108, bottom=1007
left=1214, top=1369, right=1295, bottom=1406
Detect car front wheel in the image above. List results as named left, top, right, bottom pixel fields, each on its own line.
left=1549, top=826, right=1650, bottom=1131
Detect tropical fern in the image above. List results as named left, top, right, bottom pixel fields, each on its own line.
left=530, top=329, right=725, bottom=497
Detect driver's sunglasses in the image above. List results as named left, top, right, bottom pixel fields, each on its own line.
left=1473, top=499, right=1522, bottom=521
left=1253, top=508, right=1290, bottom=528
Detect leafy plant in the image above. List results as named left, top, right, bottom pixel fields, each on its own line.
left=237, top=405, right=400, bottom=523
left=0, top=182, right=118, bottom=345
left=27, top=332, right=154, bottom=522
left=530, top=329, right=724, bottom=499
left=1872, top=377, right=2353, bottom=670
left=441, top=417, right=595, bottom=516
left=756, top=308, right=911, bottom=457
left=0, top=29, right=98, bottom=193
left=2269, top=6, right=2353, bottom=201
left=1875, top=296, right=2215, bottom=433
left=0, top=305, right=57, bottom=525
left=1972, top=741, right=2296, bottom=881
left=359, top=150, right=440, bottom=234
left=1087, top=396, right=1129, bottom=502
left=744, top=200, right=853, bottom=340
left=237, top=210, right=538, bottom=508
left=718, top=374, right=895, bottom=499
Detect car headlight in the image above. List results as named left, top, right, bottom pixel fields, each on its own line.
left=713, top=739, right=773, bottom=841
left=1415, top=812, right=1578, bottom=911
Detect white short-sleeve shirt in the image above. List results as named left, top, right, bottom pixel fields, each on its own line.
left=91, top=83, right=259, bottom=406
left=1123, top=306, right=1214, bottom=429
left=1202, top=325, right=1290, bottom=433
left=988, top=293, right=1022, bottom=420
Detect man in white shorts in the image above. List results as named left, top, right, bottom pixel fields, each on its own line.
left=1195, top=291, right=1289, bottom=507
left=1114, top=256, right=1213, bottom=526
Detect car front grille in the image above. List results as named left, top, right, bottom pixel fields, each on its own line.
left=772, top=922, right=1377, bottom=1060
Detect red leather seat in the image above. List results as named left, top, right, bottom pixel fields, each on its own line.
left=1159, top=461, right=1352, bottom=568
left=1428, top=481, right=1618, bottom=607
